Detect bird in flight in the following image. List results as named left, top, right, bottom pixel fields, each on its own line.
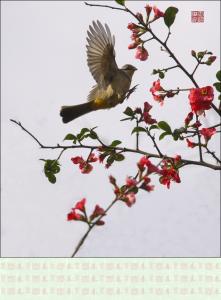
left=60, top=20, right=137, bottom=123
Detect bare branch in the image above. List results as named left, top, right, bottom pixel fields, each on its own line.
left=84, top=2, right=126, bottom=12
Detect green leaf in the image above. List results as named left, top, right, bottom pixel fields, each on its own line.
left=159, top=71, right=165, bottom=79
left=191, top=50, right=196, bottom=58
left=159, top=132, right=170, bottom=140
left=197, top=51, right=205, bottom=59
left=173, top=132, right=180, bottom=141
left=219, top=95, right=221, bottom=101
left=44, top=160, right=60, bottom=174
left=131, top=126, right=146, bottom=134
left=152, top=69, right=158, bottom=75
left=173, top=127, right=186, bottom=134
left=79, top=128, right=90, bottom=136
left=213, top=82, right=221, bottom=92
left=43, top=159, right=60, bottom=184
left=216, top=70, right=221, bottom=82
left=149, top=124, right=159, bottom=131
left=129, top=186, right=139, bottom=194
left=123, top=106, right=134, bottom=117
left=64, top=133, right=76, bottom=141
left=48, top=174, right=56, bottom=184
left=164, top=7, right=179, bottom=28
left=76, top=128, right=91, bottom=141
left=110, top=140, right=122, bottom=147
left=107, top=155, right=115, bottom=165
left=114, top=153, right=125, bottom=161
left=115, top=0, right=125, bottom=6
left=158, top=121, right=172, bottom=133
left=89, top=130, right=98, bottom=140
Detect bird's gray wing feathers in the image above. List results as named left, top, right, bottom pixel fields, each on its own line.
left=86, top=20, right=118, bottom=87
left=87, top=84, right=99, bottom=102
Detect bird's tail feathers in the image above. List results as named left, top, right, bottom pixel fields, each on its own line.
left=60, top=102, right=94, bottom=123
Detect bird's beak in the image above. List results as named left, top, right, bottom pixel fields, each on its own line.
left=134, top=67, right=138, bottom=71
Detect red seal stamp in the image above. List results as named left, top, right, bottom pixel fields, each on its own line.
left=191, top=11, right=204, bottom=23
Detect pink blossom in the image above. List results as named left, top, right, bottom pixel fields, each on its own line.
left=153, top=6, right=164, bottom=18
left=135, top=46, right=149, bottom=61
left=200, top=127, right=216, bottom=142
left=125, top=193, right=136, bottom=207
left=126, top=176, right=137, bottom=187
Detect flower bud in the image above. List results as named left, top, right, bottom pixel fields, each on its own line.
left=127, top=22, right=138, bottom=30
left=184, top=111, right=193, bottom=126
left=192, top=120, right=202, bottom=128
left=125, top=193, right=136, bottom=207
left=126, top=176, right=137, bottom=187
left=145, top=4, right=152, bottom=17
left=153, top=6, right=164, bottom=18
left=174, top=155, right=181, bottom=164
left=197, top=51, right=205, bottom=59
left=208, top=56, right=216, bottom=63
left=200, top=127, right=216, bottom=142
left=166, top=91, right=175, bottom=98
left=96, top=220, right=105, bottom=226
left=191, top=50, right=196, bottom=57
left=136, top=12, right=144, bottom=23
left=128, top=42, right=138, bottom=50
left=186, top=139, right=197, bottom=148
left=109, top=175, right=116, bottom=185
left=134, top=107, right=142, bottom=114
left=135, top=46, right=149, bottom=61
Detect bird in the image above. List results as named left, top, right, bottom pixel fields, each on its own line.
left=60, top=20, right=137, bottom=123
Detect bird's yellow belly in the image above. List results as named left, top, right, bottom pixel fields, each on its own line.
left=93, top=77, right=130, bottom=109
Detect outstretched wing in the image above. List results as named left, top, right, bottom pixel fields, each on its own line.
left=86, top=20, right=118, bottom=87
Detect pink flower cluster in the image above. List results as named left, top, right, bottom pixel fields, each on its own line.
left=142, top=102, right=157, bottom=124
left=138, top=156, right=181, bottom=189
left=71, top=153, right=98, bottom=174
left=127, top=5, right=164, bottom=61
left=188, top=86, right=214, bottom=115
left=159, top=159, right=181, bottom=189
left=150, top=80, right=176, bottom=105
left=200, top=127, right=216, bottom=142
left=67, top=198, right=105, bottom=226
left=186, top=127, right=216, bottom=148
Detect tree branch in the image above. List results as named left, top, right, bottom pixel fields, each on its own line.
left=195, top=115, right=203, bottom=162
left=10, top=119, right=221, bottom=170
left=71, top=198, right=118, bottom=257
left=205, top=146, right=221, bottom=164
left=146, top=128, right=163, bottom=157
left=84, top=2, right=126, bottom=12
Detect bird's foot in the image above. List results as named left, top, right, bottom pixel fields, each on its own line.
left=125, top=84, right=139, bottom=100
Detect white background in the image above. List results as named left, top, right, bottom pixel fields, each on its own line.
left=1, top=1, right=220, bottom=257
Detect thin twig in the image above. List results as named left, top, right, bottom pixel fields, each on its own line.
left=165, top=28, right=171, bottom=44
left=191, top=56, right=204, bottom=76
left=195, top=115, right=203, bottom=162
left=56, top=148, right=66, bottom=161
left=162, top=65, right=179, bottom=72
left=84, top=1, right=126, bottom=12
left=10, top=119, right=43, bottom=147
left=146, top=128, right=163, bottom=157
left=209, top=123, right=221, bottom=129
left=136, top=118, right=139, bottom=150
left=205, top=146, right=221, bottom=164
left=143, top=37, right=154, bottom=43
